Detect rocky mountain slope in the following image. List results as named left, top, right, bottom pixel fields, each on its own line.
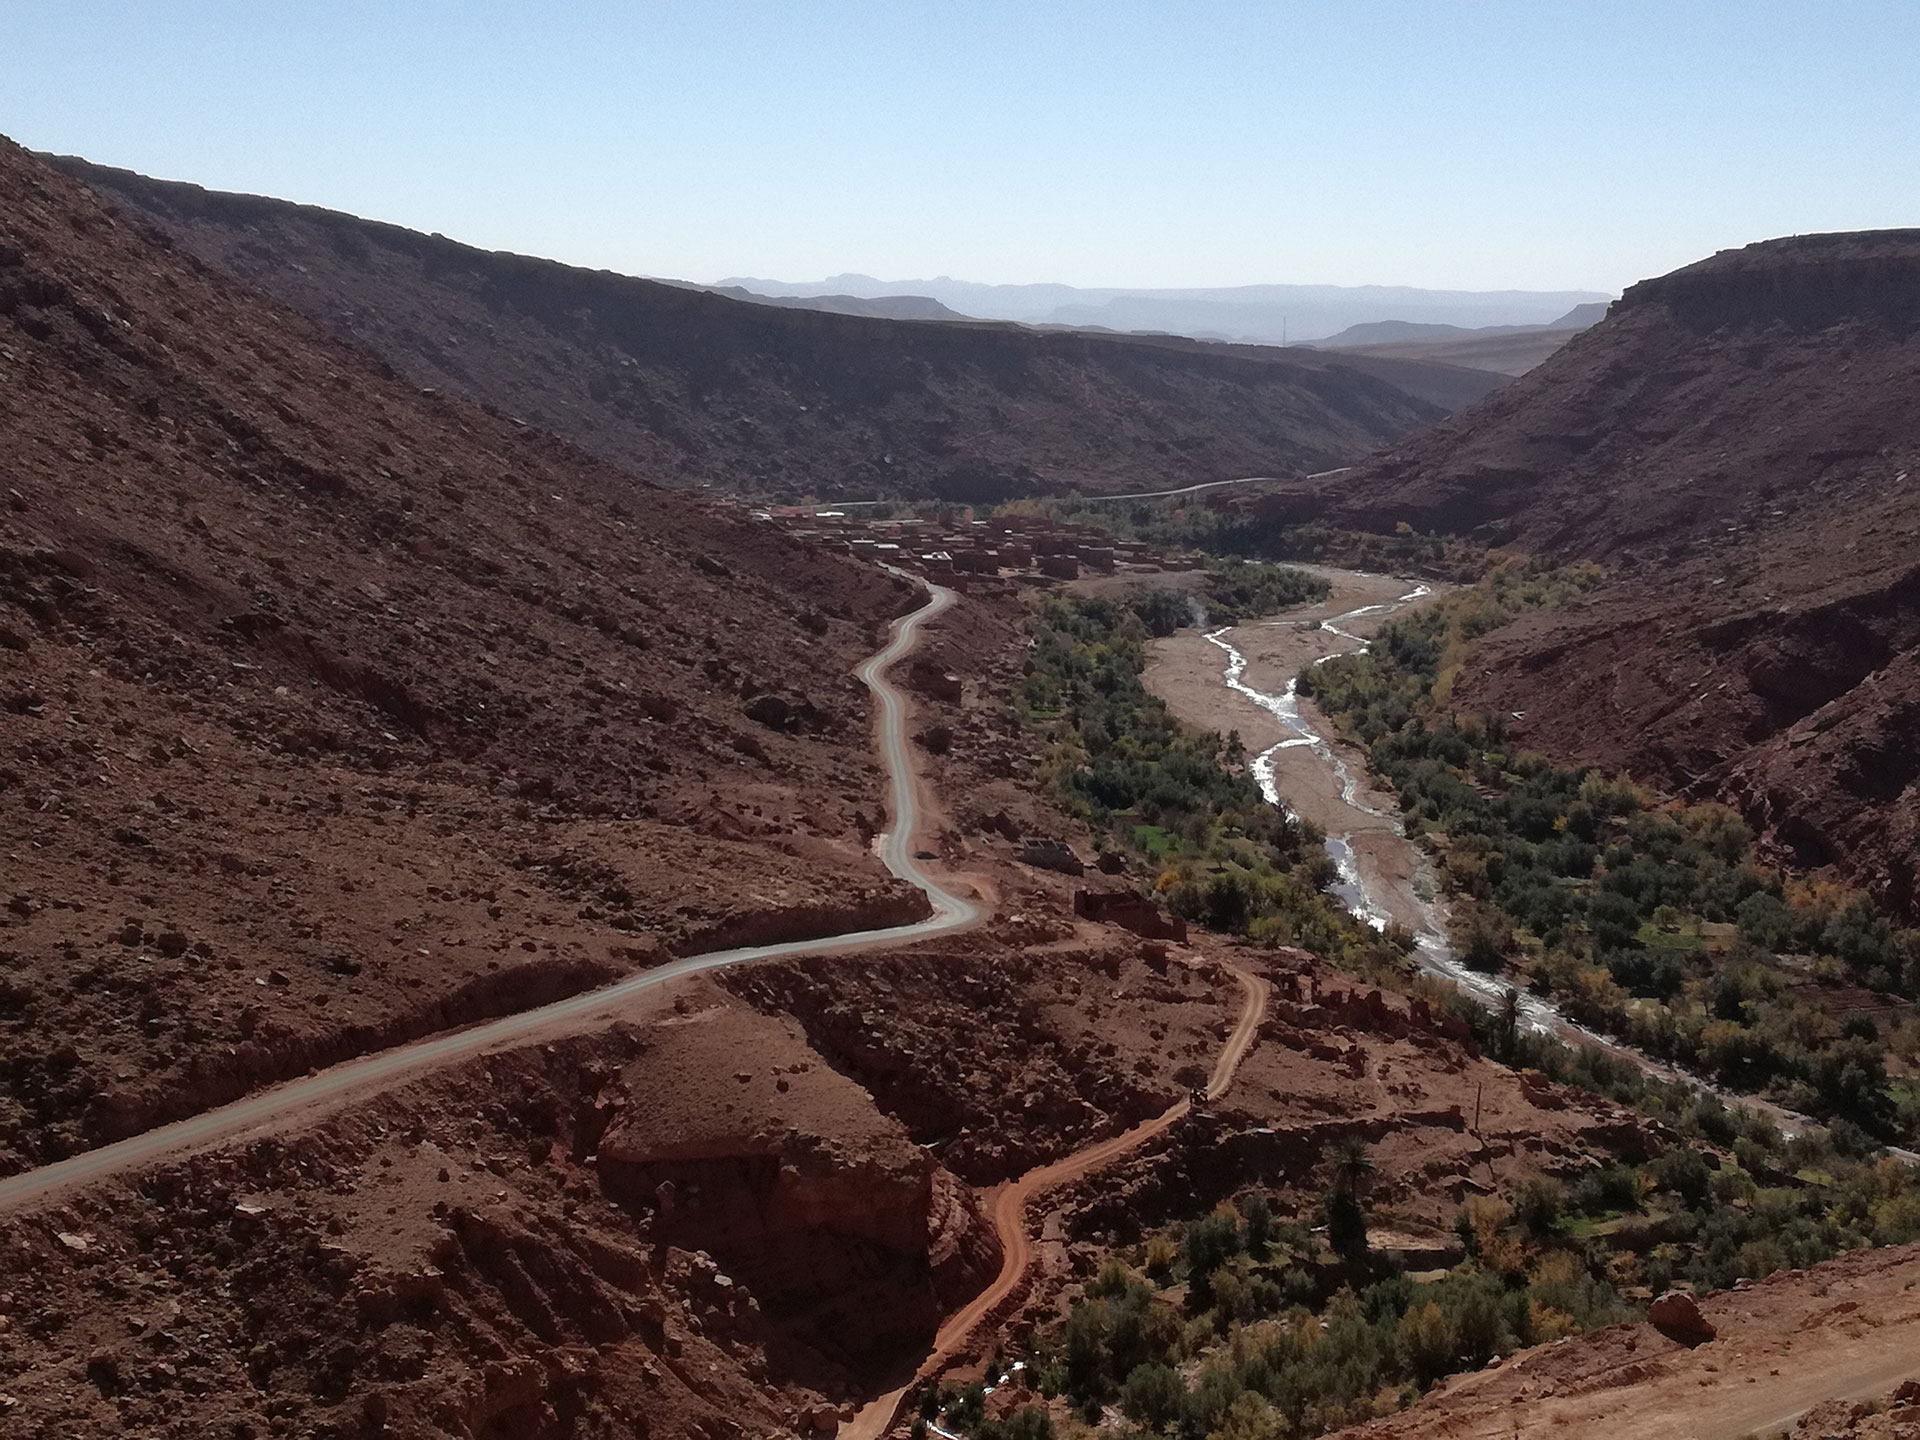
left=1310, top=311, right=1601, bottom=378
left=47, top=157, right=1479, bottom=502
left=0, top=132, right=928, bottom=1176
left=1316, top=231, right=1920, bottom=557
left=1310, top=232, right=1920, bottom=912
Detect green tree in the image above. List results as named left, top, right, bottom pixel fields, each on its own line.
left=998, top=1406, right=1055, bottom=1440
left=1398, top=1300, right=1457, bottom=1386
left=1241, top=1192, right=1275, bottom=1256
left=1447, top=1277, right=1509, bottom=1366
left=1063, top=1300, right=1107, bottom=1404
left=948, top=1383, right=987, bottom=1431
left=1325, top=1138, right=1375, bottom=1261
left=1654, top=1147, right=1713, bottom=1208
left=1185, top=1213, right=1243, bottom=1305
left=1512, top=1174, right=1565, bottom=1239
left=1496, top=987, right=1523, bottom=1063
left=1120, top=1362, right=1187, bottom=1429
left=1206, top=1392, right=1287, bottom=1440
left=1186, top=1362, right=1246, bottom=1435
left=1211, top=1265, right=1256, bottom=1324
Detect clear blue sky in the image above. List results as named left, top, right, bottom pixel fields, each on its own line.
left=8, top=1, right=1916, bottom=292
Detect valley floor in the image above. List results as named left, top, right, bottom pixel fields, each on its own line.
left=1145, top=568, right=1446, bottom=941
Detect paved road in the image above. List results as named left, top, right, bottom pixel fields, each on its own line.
left=1070, top=467, right=1350, bottom=504
left=0, top=581, right=981, bottom=1212
left=808, top=468, right=1351, bottom=510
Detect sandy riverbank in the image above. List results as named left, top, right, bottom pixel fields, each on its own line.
left=1143, top=568, right=1448, bottom=938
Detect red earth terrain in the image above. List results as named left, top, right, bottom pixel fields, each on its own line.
left=1334, top=1241, right=1920, bottom=1440
left=1275, top=232, right=1920, bottom=913
left=0, top=132, right=929, bottom=1176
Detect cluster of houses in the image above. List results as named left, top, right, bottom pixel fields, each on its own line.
left=753, top=505, right=1202, bottom=592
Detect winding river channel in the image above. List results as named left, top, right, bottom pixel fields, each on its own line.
left=1148, top=568, right=1890, bottom=1146
left=1196, top=580, right=1534, bottom=1018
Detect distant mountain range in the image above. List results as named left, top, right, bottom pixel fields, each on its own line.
left=700, top=285, right=970, bottom=322
left=716, top=275, right=1613, bottom=345
left=51, top=154, right=1497, bottom=503
left=1319, top=303, right=1609, bottom=347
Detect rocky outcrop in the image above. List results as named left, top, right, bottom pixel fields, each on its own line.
left=1018, top=838, right=1085, bottom=876
left=1623, top=229, right=1920, bottom=337
left=718, top=938, right=1205, bottom=1184
left=906, top=658, right=965, bottom=703
left=1647, top=1289, right=1717, bottom=1345
left=588, top=1006, right=998, bottom=1372
left=1073, top=888, right=1187, bottom=942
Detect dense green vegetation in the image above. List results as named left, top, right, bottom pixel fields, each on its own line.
left=1124, top=561, right=1330, bottom=637
left=988, top=559, right=1920, bottom=1437
left=1003, top=1182, right=1638, bottom=1437
left=1017, top=592, right=1408, bottom=968
left=990, top=495, right=1484, bottom=579
left=921, top=1122, right=1920, bottom=1440
left=1301, top=563, right=1920, bottom=1150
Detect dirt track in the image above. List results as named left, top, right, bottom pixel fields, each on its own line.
left=846, top=958, right=1271, bottom=1440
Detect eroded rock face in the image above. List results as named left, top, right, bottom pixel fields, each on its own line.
left=590, top=1005, right=996, bottom=1373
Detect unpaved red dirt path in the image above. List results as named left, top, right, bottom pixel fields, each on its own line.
left=846, top=959, right=1271, bottom=1440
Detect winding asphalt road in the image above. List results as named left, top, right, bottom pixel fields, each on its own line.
left=0, top=581, right=981, bottom=1212
left=1071, top=467, right=1351, bottom=504
left=801, top=467, right=1351, bottom=509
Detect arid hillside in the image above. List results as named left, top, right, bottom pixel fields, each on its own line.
left=1300, top=233, right=1920, bottom=913
left=1309, top=323, right=1590, bottom=378
left=0, top=132, right=931, bottom=1176
left=1314, top=231, right=1920, bottom=557
left=47, top=156, right=1475, bottom=502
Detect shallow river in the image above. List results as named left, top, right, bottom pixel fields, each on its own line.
left=1200, top=583, right=1528, bottom=1017
left=1184, top=570, right=1876, bottom=1146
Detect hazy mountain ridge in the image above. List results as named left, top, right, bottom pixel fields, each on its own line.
left=1320, top=302, right=1608, bottom=348
left=53, top=155, right=1479, bottom=502
left=704, top=285, right=968, bottom=322
left=719, top=273, right=1612, bottom=345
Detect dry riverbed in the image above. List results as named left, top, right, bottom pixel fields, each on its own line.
left=1144, top=568, right=1449, bottom=939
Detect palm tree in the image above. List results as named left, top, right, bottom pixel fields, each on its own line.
left=1498, top=986, right=1523, bottom=1062
left=1325, top=1137, right=1374, bottom=1261
left=1329, top=1136, right=1375, bottom=1200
